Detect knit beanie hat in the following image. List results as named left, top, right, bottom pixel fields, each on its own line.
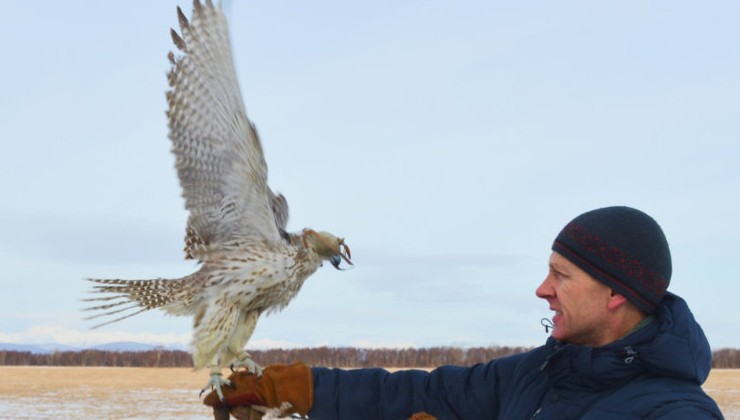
left=551, top=206, right=672, bottom=314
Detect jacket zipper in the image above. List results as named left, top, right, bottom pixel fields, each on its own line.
left=532, top=344, right=561, bottom=419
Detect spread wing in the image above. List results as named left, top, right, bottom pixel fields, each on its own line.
left=166, top=1, right=288, bottom=260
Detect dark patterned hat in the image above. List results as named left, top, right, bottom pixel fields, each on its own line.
left=551, top=206, right=672, bottom=313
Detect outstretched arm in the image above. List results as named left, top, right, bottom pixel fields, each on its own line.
left=310, top=364, right=501, bottom=419
left=204, top=360, right=513, bottom=419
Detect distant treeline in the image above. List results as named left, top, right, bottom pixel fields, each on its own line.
left=712, top=348, right=740, bottom=369
left=0, top=349, right=192, bottom=368
left=1, top=346, right=739, bottom=368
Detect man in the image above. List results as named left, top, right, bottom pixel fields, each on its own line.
left=205, top=206, right=724, bottom=419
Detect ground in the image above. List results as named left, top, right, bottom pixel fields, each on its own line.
left=0, top=367, right=736, bottom=419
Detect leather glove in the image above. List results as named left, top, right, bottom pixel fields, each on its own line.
left=203, top=362, right=313, bottom=418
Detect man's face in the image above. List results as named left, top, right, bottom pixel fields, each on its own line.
left=536, top=252, right=614, bottom=346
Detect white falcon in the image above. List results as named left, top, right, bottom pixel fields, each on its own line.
left=84, top=0, right=352, bottom=399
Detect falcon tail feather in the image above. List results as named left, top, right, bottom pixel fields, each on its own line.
left=83, top=278, right=190, bottom=329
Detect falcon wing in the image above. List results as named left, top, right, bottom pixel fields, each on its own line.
left=166, top=1, right=287, bottom=260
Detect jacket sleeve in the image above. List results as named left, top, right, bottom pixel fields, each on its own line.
left=309, top=358, right=520, bottom=420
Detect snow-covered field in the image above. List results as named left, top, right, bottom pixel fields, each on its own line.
left=0, top=366, right=211, bottom=419
left=0, top=366, right=737, bottom=419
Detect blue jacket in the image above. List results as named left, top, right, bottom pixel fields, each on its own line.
left=309, top=293, right=723, bottom=419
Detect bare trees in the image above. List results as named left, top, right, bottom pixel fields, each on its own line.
left=1, top=346, right=737, bottom=368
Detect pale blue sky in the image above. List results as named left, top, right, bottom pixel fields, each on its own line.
left=1, top=1, right=738, bottom=350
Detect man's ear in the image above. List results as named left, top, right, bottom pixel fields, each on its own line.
left=607, top=290, right=629, bottom=310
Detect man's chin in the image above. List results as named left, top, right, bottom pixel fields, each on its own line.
left=550, top=325, right=568, bottom=342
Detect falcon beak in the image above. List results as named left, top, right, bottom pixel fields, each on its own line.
left=331, top=240, right=353, bottom=270
left=330, top=255, right=342, bottom=269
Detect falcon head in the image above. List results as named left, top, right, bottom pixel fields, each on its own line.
left=303, top=229, right=352, bottom=270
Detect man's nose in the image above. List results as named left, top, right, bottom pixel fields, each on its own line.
left=535, top=275, right=554, bottom=299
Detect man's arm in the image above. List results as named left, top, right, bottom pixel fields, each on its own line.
left=204, top=355, right=523, bottom=419
left=310, top=362, right=508, bottom=419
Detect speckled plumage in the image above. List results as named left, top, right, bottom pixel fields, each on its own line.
left=84, top=0, right=351, bottom=377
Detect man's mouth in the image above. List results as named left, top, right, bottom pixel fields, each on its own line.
left=550, top=309, right=563, bottom=325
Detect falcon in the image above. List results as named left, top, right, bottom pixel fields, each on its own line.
left=84, top=0, right=352, bottom=399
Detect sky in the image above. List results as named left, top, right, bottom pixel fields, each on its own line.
left=1, top=1, right=738, bottom=352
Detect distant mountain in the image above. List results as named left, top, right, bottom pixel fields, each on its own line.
left=0, top=342, right=80, bottom=353
left=87, top=341, right=188, bottom=352
left=0, top=341, right=188, bottom=354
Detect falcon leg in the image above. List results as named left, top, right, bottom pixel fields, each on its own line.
left=227, top=311, right=262, bottom=375
left=200, top=359, right=231, bottom=401
left=230, top=351, right=263, bottom=376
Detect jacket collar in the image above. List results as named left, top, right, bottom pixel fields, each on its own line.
left=541, top=293, right=712, bottom=389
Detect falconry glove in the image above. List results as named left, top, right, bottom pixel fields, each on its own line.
left=204, top=362, right=313, bottom=418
